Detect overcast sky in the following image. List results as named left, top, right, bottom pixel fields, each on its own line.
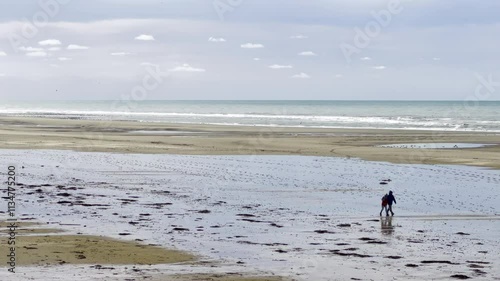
left=0, top=0, right=499, bottom=100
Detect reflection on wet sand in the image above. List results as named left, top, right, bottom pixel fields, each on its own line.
left=381, top=216, right=394, bottom=235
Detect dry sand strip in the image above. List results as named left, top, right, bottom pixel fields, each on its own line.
left=0, top=222, right=287, bottom=281
left=0, top=235, right=194, bottom=266
left=0, top=222, right=194, bottom=266
left=1, top=117, right=500, bottom=170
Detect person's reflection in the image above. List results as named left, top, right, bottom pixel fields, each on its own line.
left=381, top=216, right=394, bottom=235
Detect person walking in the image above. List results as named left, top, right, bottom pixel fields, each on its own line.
left=380, top=193, right=388, bottom=216
left=386, top=191, right=397, bottom=216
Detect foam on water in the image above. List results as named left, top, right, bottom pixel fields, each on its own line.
left=2, top=100, right=500, bottom=132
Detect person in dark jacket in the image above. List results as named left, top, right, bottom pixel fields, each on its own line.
left=386, top=191, right=396, bottom=216
left=380, top=193, right=388, bottom=216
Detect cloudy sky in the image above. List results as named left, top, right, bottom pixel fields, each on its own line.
left=0, top=0, right=499, bottom=100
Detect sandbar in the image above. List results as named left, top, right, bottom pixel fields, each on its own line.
left=1, top=116, right=499, bottom=169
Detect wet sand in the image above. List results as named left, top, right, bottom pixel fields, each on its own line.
left=1, top=116, right=500, bottom=169
left=151, top=274, right=285, bottom=281
left=1, top=150, right=498, bottom=281
left=0, top=117, right=499, bottom=280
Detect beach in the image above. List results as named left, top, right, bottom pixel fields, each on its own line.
left=2, top=0, right=500, bottom=278
left=0, top=116, right=499, bottom=281
left=1, top=116, right=500, bottom=169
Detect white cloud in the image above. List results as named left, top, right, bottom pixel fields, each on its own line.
left=48, top=47, right=61, bottom=51
left=58, top=57, right=72, bottom=61
left=111, top=52, right=131, bottom=56
left=334, top=74, right=344, bottom=79
left=19, top=46, right=44, bottom=52
left=0, top=73, right=6, bottom=77
left=38, top=39, right=61, bottom=46
left=140, top=62, right=157, bottom=67
left=169, top=63, right=205, bottom=72
left=360, top=56, right=372, bottom=60
left=290, top=35, right=308, bottom=39
left=433, top=57, right=441, bottom=61
left=208, top=37, right=226, bottom=42
left=26, top=51, right=48, bottom=57
left=372, top=65, right=387, bottom=70
left=0, top=51, right=6, bottom=56
left=298, top=51, right=317, bottom=56
left=269, top=64, right=293, bottom=69
left=241, top=43, right=264, bottom=49
left=67, top=44, right=89, bottom=50
left=292, top=73, right=311, bottom=79
left=0, top=13, right=491, bottom=101
left=135, top=34, right=155, bottom=41
left=253, top=58, right=261, bottom=61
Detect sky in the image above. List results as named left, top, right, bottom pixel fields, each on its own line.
left=0, top=0, right=499, bottom=100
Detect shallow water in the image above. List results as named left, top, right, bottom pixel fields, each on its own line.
left=1, top=150, right=499, bottom=280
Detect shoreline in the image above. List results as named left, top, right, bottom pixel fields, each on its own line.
left=1, top=116, right=500, bottom=170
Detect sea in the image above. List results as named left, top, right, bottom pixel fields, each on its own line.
left=1, top=100, right=500, bottom=132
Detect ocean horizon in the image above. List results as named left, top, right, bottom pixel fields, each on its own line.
left=2, top=100, right=500, bottom=132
